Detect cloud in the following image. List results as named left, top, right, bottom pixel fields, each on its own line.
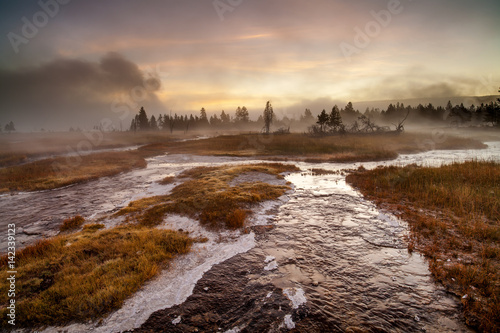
left=0, top=52, right=162, bottom=130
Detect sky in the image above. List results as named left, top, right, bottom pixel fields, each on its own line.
left=0, top=0, right=499, bottom=130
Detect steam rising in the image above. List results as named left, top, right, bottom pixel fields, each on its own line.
left=0, top=52, right=162, bottom=130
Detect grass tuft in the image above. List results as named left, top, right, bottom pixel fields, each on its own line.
left=159, top=176, right=176, bottom=185
left=59, top=215, right=85, bottom=232
left=82, top=223, right=105, bottom=232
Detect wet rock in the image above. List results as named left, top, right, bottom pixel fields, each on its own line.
left=23, top=226, right=44, bottom=235
left=128, top=252, right=295, bottom=333
left=248, top=225, right=275, bottom=234
left=264, top=261, right=278, bottom=271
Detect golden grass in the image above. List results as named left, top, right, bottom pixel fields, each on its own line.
left=0, top=150, right=149, bottom=192
left=0, top=225, right=193, bottom=328
left=159, top=132, right=485, bottom=162
left=117, top=163, right=300, bottom=229
left=346, top=161, right=500, bottom=332
left=0, top=131, right=183, bottom=166
left=82, top=223, right=105, bottom=232
left=158, top=176, right=176, bottom=185
left=0, top=132, right=485, bottom=193
left=59, top=215, right=85, bottom=232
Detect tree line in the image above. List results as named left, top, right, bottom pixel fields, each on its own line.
left=129, top=96, right=500, bottom=134
left=129, top=102, right=279, bottom=133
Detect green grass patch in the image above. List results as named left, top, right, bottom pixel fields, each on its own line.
left=0, top=225, right=193, bottom=328
left=346, top=160, right=500, bottom=332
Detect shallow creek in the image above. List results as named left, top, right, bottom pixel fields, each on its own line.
left=3, top=142, right=499, bottom=332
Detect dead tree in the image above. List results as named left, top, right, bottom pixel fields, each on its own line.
left=393, top=109, right=410, bottom=133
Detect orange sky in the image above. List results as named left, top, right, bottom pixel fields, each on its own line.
left=1, top=0, right=499, bottom=129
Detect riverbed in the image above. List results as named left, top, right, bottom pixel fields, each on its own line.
left=4, top=142, right=500, bottom=332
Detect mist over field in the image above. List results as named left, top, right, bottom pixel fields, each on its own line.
left=1, top=1, right=500, bottom=332
left=0, top=0, right=499, bottom=131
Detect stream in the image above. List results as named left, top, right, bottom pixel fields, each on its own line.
left=3, top=142, right=500, bottom=332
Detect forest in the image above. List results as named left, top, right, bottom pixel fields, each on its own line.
left=129, top=98, right=500, bottom=134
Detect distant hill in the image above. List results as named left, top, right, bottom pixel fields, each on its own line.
left=353, top=95, right=500, bottom=111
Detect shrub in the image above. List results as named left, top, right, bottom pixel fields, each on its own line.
left=59, top=215, right=85, bottom=232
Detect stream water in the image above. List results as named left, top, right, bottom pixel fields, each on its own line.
left=3, top=142, right=500, bottom=332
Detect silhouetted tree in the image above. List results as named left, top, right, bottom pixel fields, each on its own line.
left=137, top=107, right=149, bottom=130
left=263, top=101, right=274, bottom=134
left=199, top=108, right=209, bottom=127
left=149, top=115, right=158, bottom=130
left=484, top=101, right=500, bottom=127
left=394, top=108, right=410, bottom=133
left=340, top=101, right=358, bottom=123
left=220, top=110, right=230, bottom=124
left=300, top=108, right=315, bottom=124
left=327, top=105, right=343, bottom=131
left=157, top=114, right=164, bottom=130
left=4, top=121, right=15, bottom=133
left=210, top=114, right=221, bottom=126
left=168, top=113, right=175, bottom=133
left=316, top=109, right=329, bottom=132
left=129, top=119, right=137, bottom=132
left=358, top=114, right=378, bottom=132
left=235, top=106, right=249, bottom=123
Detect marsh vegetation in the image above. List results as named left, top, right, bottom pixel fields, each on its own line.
left=0, top=225, right=194, bottom=328
left=0, top=127, right=497, bottom=331
left=347, top=161, right=500, bottom=331
left=0, top=131, right=485, bottom=193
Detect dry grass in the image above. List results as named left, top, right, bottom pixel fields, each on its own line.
left=159, top=132, right=485, bottom=162
left=82, top=223, right=105, bottom=232
left=59, top=215, right=85, bottom=232
left=117, top=163, right=299, bottom=229
left=1, top=132, right=484, bottom=193
left=159, top=176, right=176, bottom=185
left=346, top=161, right=500, bottom=332
left=0, top=153, right=27, bottom=167
left=0, top=150, right=150, bottom=192
left=0, top=225, right=193, bottom=328
left=308, top=168, right=341, bottom=175
left=0, top=131, right=184, bottom=167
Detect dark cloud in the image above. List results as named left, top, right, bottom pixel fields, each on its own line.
left=0, top=0, right=498, bottom=130
left=0, top=53, right=162, bottom=130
